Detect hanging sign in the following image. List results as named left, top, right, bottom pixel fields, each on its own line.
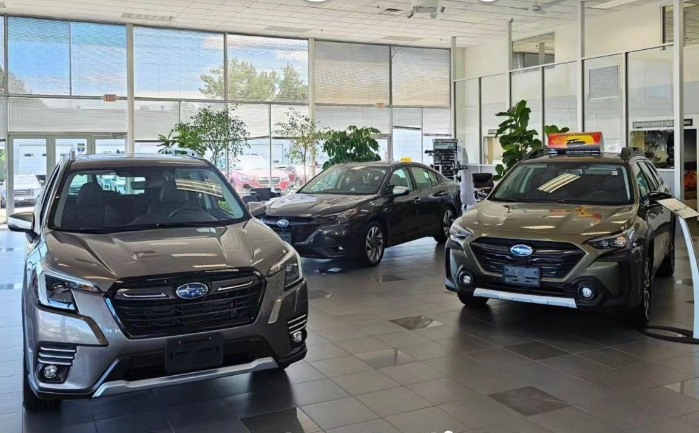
left=548, top=132, right=604, bottom=153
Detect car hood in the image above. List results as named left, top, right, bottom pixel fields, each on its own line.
left=265, top=193, right=373, bottom=217
left=460, top=200, right=637, bottom=237
left=43, top=219, right=287, bottom=291
left=235, top=168, right=287, bottom=177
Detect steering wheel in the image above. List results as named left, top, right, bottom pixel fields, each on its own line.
left=168, top=206, right=202, bottom=218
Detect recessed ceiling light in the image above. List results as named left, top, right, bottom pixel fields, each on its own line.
left=480, top=0, right=497, bottom=3
left=306, top=0, right=328, bottom=2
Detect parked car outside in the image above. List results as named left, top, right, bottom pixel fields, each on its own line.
left=8, top=153, right=308, bottom=411
left=1, top=174, right=42, bottom=208
left=445, top=149, right=674, bottom=327
left=230, top=154, right=292, bottom=193
left=261, top=161, right=461, bottom=266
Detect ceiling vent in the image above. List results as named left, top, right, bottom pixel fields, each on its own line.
left=264, top=26, right=311, bottom=33
left=121, top=12, right=173, bottom=22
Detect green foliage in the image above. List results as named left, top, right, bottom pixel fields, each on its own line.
left=159, top=106, right=250, bottom=169
left=274, top=108, right=327, bottom=181
left=200, top=59, right=308, bottom=102
left=543, top=124, right=570, bottom=137
left=322, top=126, right=382, bottom=169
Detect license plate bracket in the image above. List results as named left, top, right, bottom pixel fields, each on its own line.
left=165, top=334, right=224, bottom=375
left=503, top=265, right=540, bottom=287
left=280, top=230, right=293, bottom=244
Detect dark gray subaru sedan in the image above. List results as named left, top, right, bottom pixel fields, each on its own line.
left=8, top=153, right=308, bottom=411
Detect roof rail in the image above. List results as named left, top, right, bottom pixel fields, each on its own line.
left=620, top=147, right=644, bottom=161
left=525, top=147, right=549, bottom=160
left=68, top=148, right=76, bottom=162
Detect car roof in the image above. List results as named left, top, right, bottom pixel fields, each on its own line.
left=66, top=153, right=210, bottom=169
left=341, top=161, right=427, bottom=169
left=524, top=153, right=640, bottom=165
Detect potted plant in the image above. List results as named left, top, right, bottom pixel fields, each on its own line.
left=322, top=125, right=382, bottom=169
left=274, top=108, right=327, bottom=184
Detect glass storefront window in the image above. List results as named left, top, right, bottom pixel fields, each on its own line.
left=480, top=74, right=508, bottom=166
left=544, top=62, right=578, bottom=133
left=584, top=55, right=624, bottom=153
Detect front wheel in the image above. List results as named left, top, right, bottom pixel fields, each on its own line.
left=434, top=207, right=456, bottom=244
left=23, top=355, right=61, bottom=411
left=458, top=291, right=489, bottom=308
left=358, top=222, right=385, bottom=267
left=628, top=255, right=652, bottom=328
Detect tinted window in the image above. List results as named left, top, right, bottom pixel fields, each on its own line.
left=389, top=168, right=414, bottom=190
left=491, top=162, right=633, bottom=205
left=410, top=167, right=435, bottom=189
left=39, top=166, right=61, bottom=224
left=640, top=161, right=662, bottom=189
left=635, top=165, right=651, bottom=200
left=50, top=165, right=246, bottom=232
left=300, top=165, right=387, bottom=195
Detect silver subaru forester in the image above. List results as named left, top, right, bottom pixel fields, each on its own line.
left=8, top=153, right=308, bottom=411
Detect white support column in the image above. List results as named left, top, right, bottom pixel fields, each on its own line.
left=126, top=24, right=135, bottom=153
left=451, top=36, right=457, bottom=138
left=674, top=0, right=685, bottom=200
left=577, top=0, right=585, bottom=131
left=308, top=37, right=316, bottom=123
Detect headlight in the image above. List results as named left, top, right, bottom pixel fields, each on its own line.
left=37, top=270, right=100, bottom=311
left=240, top=175, right=253, bottom=183
left=318, top=209, right=358, bottom=225
left=449, top=223, right=473, bottom=242
left=269, top=245, right=304, bottom=289
left=588, top=228, right=636, bottom=250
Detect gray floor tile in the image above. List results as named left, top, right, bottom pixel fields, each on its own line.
left=90, top=391, right=159, bottom=421
left=310, top=356, right=373, bottom=377
left=379, top=362, right=446, bottom=385
left=305, top=343, right=351, bottom=362
left=242, top=408, right=321, bottom=433
left=0, top=391, right=21, bottom=415
left=357, top=322, right=408, bottom=336
left=22, top=399, right=94, bottom=432
left=177, top=421, right=250, bottom=433
left=94, top=410, right=171, bottom=433
left=326, top=418, right=401, bottom=433
left=317, top=327, right=371, bottom=342
left=579, top=348, right=644, bottom=369
left=391, top=315, right=442, bottom=330
left=385, top=407, right=469, bottom=433
left=627, top=386, right=699, bottom=418
left=336, top=337, right=392, bottom=354
left=623, top=361, right=697, bottom=386
left=580, top=369, right=655, bottom=393
left=332, top=369, right=401, bottom=395
left=529, top=406, right=620, bottom=433
left=302, top=397, right=378, bottom=430
left=506, top=342, right=569, bottom=360
left=224, top=389, right=296, bottom=419
left=355, top=349, right=417, bottom=369
left=162, top=400, right=236, bottom=432
left=489, top=386, right=570, bottom=416
left=407, top=377, right=480, bottom=405
left=284, top=362, right=327, bottom=384
left=467, top=417, right=556, bottom=433
left=291, top=378, right=350, bottom=406
left=467, top=348, right=532, bottom=370
left=541, top=354, right=614, bottom=378
left=0, top=412, right=21, bottom=433
left=395, top=340, right=454, bottom=361
left=356, top=387, right=431, bottom=417
left=577, top=397, right=669, bottom=429
left=624, top=418, right=699, bottom=433
left=439, top=395, right=523, bottom=428
left=375, top=331, right=430, bottom=348
left=153, top=381, right=219, bottom=406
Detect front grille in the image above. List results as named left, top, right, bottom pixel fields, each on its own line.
left=470, top=237, right=585, bottom=279
left=37, top=344, right=77, bottom=366
left=258, top=177, right=281, bottom=185
left=262, top=216, right=319, bottom=243
left=14, top=188, right=33, bottom=197
left=109, top=271, right=265, bottom=338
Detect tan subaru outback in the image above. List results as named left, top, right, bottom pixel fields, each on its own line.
left=445, top=148, right=675, bottom=326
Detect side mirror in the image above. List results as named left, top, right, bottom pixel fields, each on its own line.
left=247, top=201, right=266, bottom=218
left=649, top=191, right=673, bottom=202
left=392, top=186, right=411, bottom=197
left=8, top=211, right=35, bottom=234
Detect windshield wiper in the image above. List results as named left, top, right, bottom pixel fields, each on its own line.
left=153, top=221, right=226, bottom=229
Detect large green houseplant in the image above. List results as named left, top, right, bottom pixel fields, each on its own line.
left=274, top=108, right=327, bottom=181
left=494, top=100, right=569, bottom=180
left=322, top=125, right=382, bottom=169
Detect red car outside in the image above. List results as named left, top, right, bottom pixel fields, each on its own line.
left=229, top=154, right=292, bottom=193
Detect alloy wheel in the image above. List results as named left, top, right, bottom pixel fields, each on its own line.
left=442, top=209, right=455, bottom=238
left=365, top=226, right=384, bottom=264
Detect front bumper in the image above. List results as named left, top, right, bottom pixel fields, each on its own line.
left=444, top=237, right=642, bottom=310
left=264, top=220, right=362, bottom=260
left=24, top=274, right=308, bottom=400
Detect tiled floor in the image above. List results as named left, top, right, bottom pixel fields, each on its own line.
left=4, top=227, right=699, bottom=432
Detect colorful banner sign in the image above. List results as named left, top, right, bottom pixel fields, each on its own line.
left=548, top=132, right=604, bottom=151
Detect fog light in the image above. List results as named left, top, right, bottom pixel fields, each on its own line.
left=291, top=330, right=304, bottom=344
left=43, top=364, right=58, bottom=379
left=579, top=286, right=595, bottom=300
left=461, top=274, right=473, bottom=286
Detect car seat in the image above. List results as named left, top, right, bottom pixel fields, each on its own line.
left=62, top=182, right=119, bottom=229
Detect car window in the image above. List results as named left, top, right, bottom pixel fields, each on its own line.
left=410, top=167, right=435, bottom=190
left=640, top=161, right=662, bottom=190
left=389, top=168, right=414, bottom=191
left=428, top=170, right=439, bottom=185
left=300, top=165, right=387, bottom=195
left=491, top=162, right=633, bottom=205
left=39, top=166, right=61, bottom=225
left=635, top=164, right=652, bottom=200
left=50, top=165, right=246, bottom=233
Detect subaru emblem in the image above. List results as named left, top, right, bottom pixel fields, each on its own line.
left=510, top=244, right=534, bottom=257
left=277, top=219, right=290, bottom=228
left=175, top=283, right=209, bottom=300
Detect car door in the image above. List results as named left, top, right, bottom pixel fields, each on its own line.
left=384, top=166, right=419, bottom=244
left=634, top=162, right=666, bottom=268
left=408, top=165, right=443, bottom=236
left=640, top=161, right=672, bottom=261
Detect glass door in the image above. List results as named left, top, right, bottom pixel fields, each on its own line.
left=94, top=135, right=126, bottom=155
left=55, top=138, right=89, bottom=166
left=7, top=137, right=48, bottom=215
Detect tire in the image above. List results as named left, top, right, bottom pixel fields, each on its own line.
left=458, top=291, right=489, bottom=308
left=23, top=354, right=61, bottom=411
left=434, top=207, right=456, bottom=244
left=358, top=221, right=386, bottom=267
left=657, top=226, right=675, bottom=277
left=628, top=254, right=652, bottom=328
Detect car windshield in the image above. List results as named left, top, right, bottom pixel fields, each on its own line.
left=491, top=162, right=633, bottom=205
left=300, top=165, right=387, bottom=195
left=50, top=164, right=247, bottom=233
